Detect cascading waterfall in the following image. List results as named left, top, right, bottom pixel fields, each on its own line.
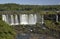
left=29, top=14, right=34, bottom=24
left=10, top=15, right=14, bottom=25
left=2, top=14, right=37, bottom=25
left=15, top=15, right=19, bottom=25
left=8, top=15, right=11, bottom=24
left=2, top=15, right=8, bottom=23
left=20, top=14, right=37, bottom=25
left=34, top=14, right=37, bottom=24
left=41, top=15, right=44, bottom=24
left=6, top=15, right=9, bottom=24
left=20, top=14, right=28, bottom=25
left=56, top=14, right=58, bottom=22
left=2, top=15, right=6, bottom=21
left=29, top=14, right=37, bottom=24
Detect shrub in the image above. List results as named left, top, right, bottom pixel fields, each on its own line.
left=0, top=20, right=16, bottom=39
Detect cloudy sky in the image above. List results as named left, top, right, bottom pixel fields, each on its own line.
left=0, top=0, right=60, bottom=5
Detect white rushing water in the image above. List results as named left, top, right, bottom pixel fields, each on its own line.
left=2, top=15, right=9, bottom=23
left=15, top=15, right=19, bottom=25
left=29, top=14, right=37, bottom=24
left=10, top=15, right=14, bottom=25
left=20, top=14, right=28, bottom=25
left=2, top=14, right=37, bottom=25
left=56, top=15, right=58, bottom=22
left=20, top=14, right=37, bottom=25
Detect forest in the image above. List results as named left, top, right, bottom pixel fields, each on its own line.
left=0, top=3, right=60, bottom=11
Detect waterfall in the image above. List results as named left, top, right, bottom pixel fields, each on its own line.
left=8, top=15, right=11, bottom=24
left=29, top=14, right=37, bottom=24
left=20, top=14, right=37, bottom=25
left=10, top=15, right=14, bottom=25
left=2, top=15, right=6, bottom=21
left=41, top=15, right=44, bottom=24
left=34, top=14, right=37, bottom=24
left=20, top=14, right=28, bottom=25
left=15, top=15, right=19, bottom=25
left=56, top=15, right=58, bottom=22
left=2, top=14, right=37, bottom=25
left=2, top=15, right=12, bottom=25
left=2, top=15, right=7, bottom=23
left=6, top=15, right=10, bottom=24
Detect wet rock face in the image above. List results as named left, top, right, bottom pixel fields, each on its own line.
left=58, top=14, right=60, bottom=21
left=16, top=33, right=57, bottom=39
left=44, top=14, right=56, bottom=20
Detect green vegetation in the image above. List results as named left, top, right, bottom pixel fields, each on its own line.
left=0, top=3, right=59, bottom=15
left=0, top=3, right=60, bottom=11
left=45, top=20, right=60, bottom=37
left=0, top=19, right=16, bottom=39
left=0, top=3, right=60, bottom=15
left=45, top=20, right=60, bottom=31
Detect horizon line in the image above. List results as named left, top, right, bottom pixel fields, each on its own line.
left=0, top=3, right=60, bottom=5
